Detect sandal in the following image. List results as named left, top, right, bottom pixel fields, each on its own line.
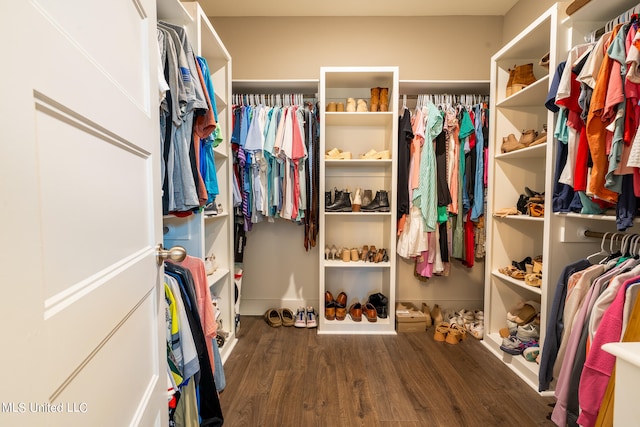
left=524, top=273, right=542, bottom=287
left=264, top=308, right=282, bottom=327
left=494, top=206, right=520, bottom=217
left=434, top=322, right=450, bottom=342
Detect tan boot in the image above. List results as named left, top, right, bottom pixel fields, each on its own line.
left=511, top=63, right=536, bottom=95
left=506, top=67, right=515, bottom=98
left=379, top=88, right=389, bottom=112
left=370, top=87, right=380, bottom=112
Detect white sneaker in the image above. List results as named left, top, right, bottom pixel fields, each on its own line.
left=306, top=306, right=317, bottom=328
left=516, top=323, right=540, bottom=342
left=294, top=307, right=306, bottom=328
left=468, top=322, right=484, bottom=339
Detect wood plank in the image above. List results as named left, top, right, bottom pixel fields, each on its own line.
left=219, top=317, right=556, bottom=426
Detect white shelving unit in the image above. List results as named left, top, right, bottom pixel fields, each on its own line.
left=483, top=3, right=570, bottom=393
left=318, top=66, right=399, bottom=334
left=158, top=1, right=237, bottom=362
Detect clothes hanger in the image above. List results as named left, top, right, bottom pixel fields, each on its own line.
left=587, top=232, right=611, bottom=263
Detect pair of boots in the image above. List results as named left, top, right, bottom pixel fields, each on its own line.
left=326, top=189, right=389, bottom=212
left=506, top=63, right=536, bottom=97
left=370, top=87, right=389, bottom=112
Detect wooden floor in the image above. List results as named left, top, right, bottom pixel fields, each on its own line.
left=219, top=316, right=556, bottom=427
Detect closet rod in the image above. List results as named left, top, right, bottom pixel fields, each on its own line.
left=583, top=230, right=628, bottom=240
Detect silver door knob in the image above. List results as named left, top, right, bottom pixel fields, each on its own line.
left=156, top=244, right=187, bottom=265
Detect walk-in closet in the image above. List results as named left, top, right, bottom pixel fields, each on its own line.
left=3, top=0, right=640, bottom=426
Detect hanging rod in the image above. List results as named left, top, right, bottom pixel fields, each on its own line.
left=583, top=230, right=630, bottom=240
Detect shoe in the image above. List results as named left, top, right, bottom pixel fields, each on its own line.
left=474, top=310, right=484, bottom=321
left=325, top=291, right=336, bottom=320
left=265, top=308, right=282, bottom=327
left=350, top=248, right=359, bottom=261
left=341, top=248, right=351, bottom=262
left=524, top=273, right=542, bottom=287
left=499, top=319, right=518, bottom=338
left=468, top=322, right=484, bottom=339
left=511, top=63, right=537, bottom=95
left=519, top=129, right=538, bottom=146
left=431, top=304, right=443, bottom=325
left=204, top=201, right=219, bottom=216
left=351, top=188, right=362, bottom=212
left=325, top=191, right=333, bottom=208
left=280, top=308, right=295, bottom=327
left=370, top=87, right=380, bottom=112
left=422, top=303, right=433, bottom=328
left=516, top=323, right=540, bottom=342
left=324, top=245, right=331, bottom=260
left=356, top=99, right=368, bottom=112
left=326, top=190, right=352, bottom=212
left=500, top=134, right=526, bottom=153
left=346, top=98, right=356, bottom=112
left=506, top=67, right=515, bottom=97
left=204, top=255, right=218, bottom=275
left=365, top=245, right=377, bottom=262
left=539, top=52, right=550, bottom=69
left=336, top=102, right=345, bottom=112
left=294, top=307, right=306, bottom=328
left=325, top=148, right=352, bottom=160
left=512, top=256, right=532, bottom=272
left=514, top=303, right=538, bottom=326
left=445, top=324, right=466, bottom=344
left=367, top=292, right=389, bottom=318
left=523, top=345, right=540, bottom=362
left=379, top=88, right=389, bottom=112
left=349, top=301, right=362, bottom=322
left=434, top=322, right=449, bottom=342
left=362, top=302, right=377, bottom=322
left=326, top=102, right=337, bottom=112
left=360, top=149, right=390, bottom=160
left=500, top=336, right=523, bottom=355
left=330, top=245, right=338, bottom=260
left=361, top=189, right=373, bottom=207
left=361, top=190, right=390, bottom=212
left=335, top=292, right=347, bottom=321
left=529, top=131, right=547, bottom=147
left=306, top=307, right=317, bottom=328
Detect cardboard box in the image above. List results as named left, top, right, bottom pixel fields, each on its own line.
left=395, top=302, right=426, bottom=333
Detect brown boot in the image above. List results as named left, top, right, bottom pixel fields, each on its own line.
left=370, top=87, right=380, bottom=112
left=379, top=88, right=389, bottom=112
left=511, top=63, right=536, bottom=95
left=506, top=67, right=515, bottom=98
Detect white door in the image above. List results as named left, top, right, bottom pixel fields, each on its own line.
left=1, top=1, right=166, bottom=426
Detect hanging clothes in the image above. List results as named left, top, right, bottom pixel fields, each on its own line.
left=396, top=95, right=489, bottom=277
left=230, top=95, right=320, bottom=250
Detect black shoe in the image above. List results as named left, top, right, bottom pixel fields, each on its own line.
left=325, top=191, right=333, bottom=207
left=326, top=191, right=352, bottom=212
left=361, top=190, right=390, bottom=212
left=367, top=292, right=389, bottom=318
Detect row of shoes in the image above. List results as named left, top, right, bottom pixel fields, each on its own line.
left=498, top=255, right=543, bottom=287
left=326, top=188, right=390, bottom=212
left=499, top=302, right=541, bottom=362
left=264, top=307, right=318, bottom=328
left=325, top=147, right=391, bottom=160
left=500, top=127, right=547, bottom=153
left=325, top=88, right=390, bottom=113
left=325, top=291, right=388, bottom=321
left=426, top=304, right=485, bottom=343
left=325, top=244, right=389, bottom=263
left=494, top=186, right=545, bottom=218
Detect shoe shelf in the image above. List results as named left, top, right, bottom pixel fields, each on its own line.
left=319, top=66, right=398, bottom=335
left=495, top=142, right=546, bottom=160
left=496, top=75, right=550, bottom=109
left=484, top=3, right=570, bottom=393
left=325, top=159, right=393, bottom=168
left=492, top=270, right=543, bottom=296
left=204, top=211, right=229, bottom=221
left=207, top=267, right=231, bottom=287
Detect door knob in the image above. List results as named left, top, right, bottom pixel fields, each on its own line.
left=156, top=243, right=187, bottom=265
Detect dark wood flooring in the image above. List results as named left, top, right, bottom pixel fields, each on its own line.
left=219, top=316, right=556, bottom=427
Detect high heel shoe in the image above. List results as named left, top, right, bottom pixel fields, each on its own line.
left=325, top=245, right=330, bottom=260
left=330, top=245, right=337, bottom=260
left=366, top=245, right=377, bottom=262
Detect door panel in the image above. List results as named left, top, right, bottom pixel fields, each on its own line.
left=1, top=0, right=165, bottom=425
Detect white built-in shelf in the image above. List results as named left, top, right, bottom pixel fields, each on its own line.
left=495, top=142, right=547, bottom=160
left=324, top=260, right=391, bottom=268
left=204, top=211, right=229, bottom=221
left=492, top=270, right=543, bottom=295
left=207, top=268, right=230, bottom=287
left=497, top=76, right=550, bottom=109
left=492, top=214, right=545, bottom=222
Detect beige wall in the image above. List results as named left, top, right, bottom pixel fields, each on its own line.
left=210, top=16, right=503, bottom=81
left=502, top=0, right=558, bottom=43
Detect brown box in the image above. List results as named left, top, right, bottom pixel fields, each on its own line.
left=395, top=302, right=426, bottom=333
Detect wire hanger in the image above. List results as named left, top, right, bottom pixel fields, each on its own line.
left=587, top=231, right=612, bottom=263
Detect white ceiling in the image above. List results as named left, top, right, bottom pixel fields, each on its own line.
left=198, top=0, right=520, bottom=17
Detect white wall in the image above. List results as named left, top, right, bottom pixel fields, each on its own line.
left=210, top=14, right=506, bottom=316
